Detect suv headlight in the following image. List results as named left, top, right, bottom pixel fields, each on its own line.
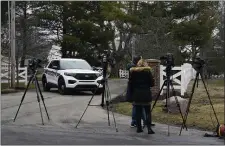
left=64, top=72, right=76, bottom=76
left=96, top=73, right=102, bottom=77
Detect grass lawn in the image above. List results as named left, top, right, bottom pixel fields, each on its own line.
left=114, top=79, right=224, bottom=131
left=1, top=82, right=37, bottom=94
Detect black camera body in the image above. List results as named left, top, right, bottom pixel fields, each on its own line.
left=160, top=53, right=175, bottom=67
left=192, top=57, right=205, bottom=72
left=28, top=58, right=42, bottom=72
left=101, top=51, right=116, bottom=67
left=101, top=52, right=116, bottom=79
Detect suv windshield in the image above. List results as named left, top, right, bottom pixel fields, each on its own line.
left=60, top=60, right=92, bottom=70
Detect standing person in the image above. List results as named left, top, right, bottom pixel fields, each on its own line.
left=129, top=59, right=155, bottom=134
left=126, top=56, right=146, bottom=128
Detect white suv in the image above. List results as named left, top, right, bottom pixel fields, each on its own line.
left=42, top=58, right=103, bottom=95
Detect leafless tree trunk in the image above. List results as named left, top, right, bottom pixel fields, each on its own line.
left=20, top=1, right=27, bottom=67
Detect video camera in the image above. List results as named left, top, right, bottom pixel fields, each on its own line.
left=192, top=57, right=205, bottom=72
left=98, top=51, right=116, bottom=79
left=28, top=58, right=42, bottom=72
left=101, top=52, right=116, bottom=68
left=160, top=53, right=175, bottom=67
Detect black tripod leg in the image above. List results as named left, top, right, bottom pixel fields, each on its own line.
left=151, top=80, right=167, bottom=112
left=75, top=84, right=101, bottom=128
left=105, top=87, right=110, bottom=126
left=179, top=72, right=199, bottom=135
left=106, top=83, right=118, bottom=132
left=200, top=73, right=220, bottom=126
left=196, top=76, right=199, bottom=88
left=166, top=78, right=170, bottom=136
left=101, top=84, right=105, bottom=107
left=13, top=75, right=34, bottom=122
left=34, top=79, right=44, bottom=125
left=169, top=81, right=188, bottom=130
left=35, top=76, right=50, bottom=120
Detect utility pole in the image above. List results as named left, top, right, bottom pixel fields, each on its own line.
left=8, top=1, right=11, bottom=87
left=10, top=1, right=16, bottom=88
left=223, top=1, right=225, bottom=49
left=223, top=0, right=225, bottom=122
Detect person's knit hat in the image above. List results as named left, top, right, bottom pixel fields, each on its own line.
left=133, top=55, right=142, bottom=65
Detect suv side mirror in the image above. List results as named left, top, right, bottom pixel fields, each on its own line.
left=52, top=65, right=58, bottom=70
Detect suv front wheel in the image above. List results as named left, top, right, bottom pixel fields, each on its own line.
left=58, top=78, right=68, bottom=95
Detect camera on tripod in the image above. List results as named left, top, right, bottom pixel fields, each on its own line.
left=28, top=58, right=42, bottom=72
left=14, top=57, right=50, bottom=125
left=99, top=51, right=116, bottom=79
left=76, top=51, right=118, bottom=131
left=192, top=57, right=205, bottom=72
left=160, top=53, right=175, bottom=68
left=101, top=52, right=116, bottom=67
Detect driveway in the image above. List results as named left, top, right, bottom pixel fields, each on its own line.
left=1, top=79, right=224, bottom=145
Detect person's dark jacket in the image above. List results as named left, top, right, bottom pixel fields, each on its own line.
left=126, top=62, right=136, bottom=102
left=129, top=66, right=155, bottom=105
left=125, top=56, right=142, bottom=102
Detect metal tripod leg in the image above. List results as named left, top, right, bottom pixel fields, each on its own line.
left=106, top=82, right=118, bottom=132
left=151, top=79, right=170, bottom=136
left=101, top=83, right=105, bottom=107
left=75, top=83, right=101, bottom=128
left=35, top=76, right=50, bottom=120
left=13, top=74, right=34, bottom=122
left=34, top=77, right=44, bottom=125
left=151, top=80, right=167, bottom=112
left=199, top=73, right=220, bottom=126
left=179, top=72, right=199, bottom=135
left=105, top=83, right=110, bottom=126
left=169, top=81, right=188, bottom=130
left=166, top=77, right=170, bottom=136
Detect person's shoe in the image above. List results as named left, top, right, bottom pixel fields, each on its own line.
left=137, top=129, right=143, bottom=133
left=130, top=123, right=136, bottom=128
left=151, top=123, right=155, bottom=126
left=148, top=128, right=155, bottom=134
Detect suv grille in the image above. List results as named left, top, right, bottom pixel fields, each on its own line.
left=75, top=85, right=97, bottom=90
left=74, top=73, right=97, bottom=80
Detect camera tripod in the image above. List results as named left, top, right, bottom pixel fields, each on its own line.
left=13, top=69, right=50, bottom=125
left=75, top=78, right=118, bottom=132
left=179, top=69, right=220, bottom=136
left=151, top=66, right=187, bottom=136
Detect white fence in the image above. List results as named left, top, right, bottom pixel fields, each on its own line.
left=119, top=63, right=195, bottom=96
left=211, top=74, right=224, bottom=79
left=1, top=66, right=28, bottom=85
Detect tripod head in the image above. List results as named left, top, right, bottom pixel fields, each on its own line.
left=28, top=58, right=42, bottom=74
left=160, top=53, right=175, bottom=78
left=192, top=57, right=205, bottom=73
left=98, top=51, right=116, bottom=81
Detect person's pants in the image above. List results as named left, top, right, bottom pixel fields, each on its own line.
left=135, top=105, right=152, bottom=130
left=131, top=105, right=146, bottom=125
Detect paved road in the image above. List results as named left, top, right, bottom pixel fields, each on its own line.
left=1, top=79, right=224, bottom=145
